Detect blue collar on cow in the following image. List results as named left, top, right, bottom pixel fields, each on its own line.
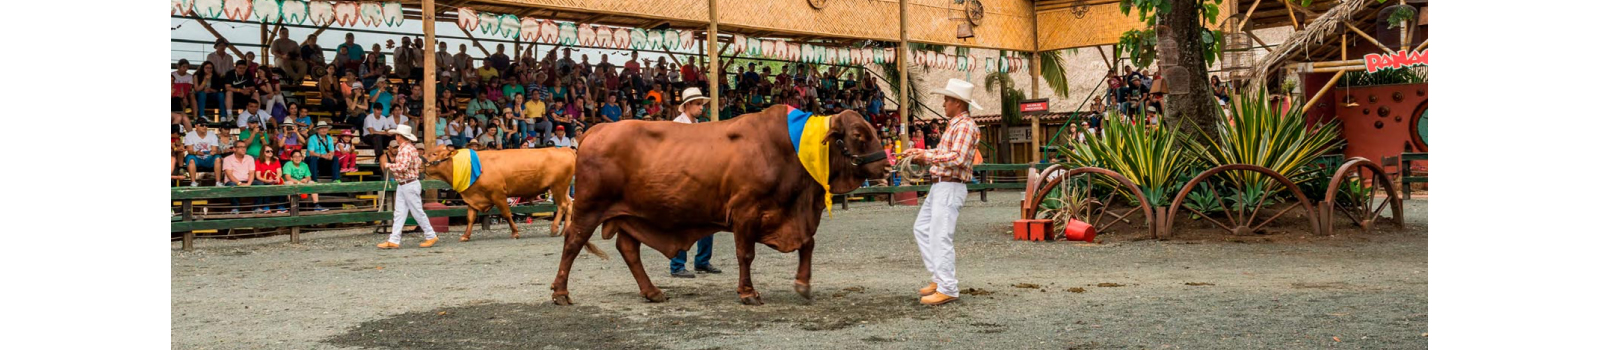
left=786, top=106, right=834, bottom=218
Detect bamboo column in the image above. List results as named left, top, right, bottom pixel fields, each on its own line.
left=708, top=0, right=721, bottom=121
left=897, top=0, right=909, bottom=140
left=423, top=0, right=438, bottom=146
left=1030, top=52, right=1041, bottom=163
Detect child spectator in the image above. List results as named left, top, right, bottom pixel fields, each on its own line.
left=335, top=131, right=357, bottom=173
left=282, top=150, right=325, bottom=211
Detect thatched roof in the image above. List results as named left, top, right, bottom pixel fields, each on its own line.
left=1243, top=0, right=1386, bottom=92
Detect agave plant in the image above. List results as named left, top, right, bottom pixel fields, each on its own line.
left=1187, top=89, right=1345, bottom=191
left=1070, top=111, right=1198, bottom=207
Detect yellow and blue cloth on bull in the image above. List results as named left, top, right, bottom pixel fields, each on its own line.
left=449, top=149, right=483, bottom=192
left=787, top=106, right=835, bottom=217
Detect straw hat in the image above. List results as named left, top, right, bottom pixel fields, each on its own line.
left=929, top=78, right=983, bottom=110
left=316, top=120, right=332, bottom=129
left=679, top=87, right=709, bottom=107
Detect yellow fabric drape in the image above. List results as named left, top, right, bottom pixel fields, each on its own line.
left=450, top=150, right=474, bottom=192
left=797, top=115, right=833, bottom=217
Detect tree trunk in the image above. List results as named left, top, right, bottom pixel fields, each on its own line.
left=1162, top=0, right=1221, bottom=140
left=997, top=121, right=1012, bottom=163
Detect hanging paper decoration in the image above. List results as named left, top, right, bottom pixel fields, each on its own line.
left=498, top=14, right=520, bottom=39
left=172, top=0, right=195, bottom=16
left=477, top=12, right=498, bottom=35
left=679, top=30, right=696, bottom=51
left=382, top=2, right=404, bottom=26
left=520, top=18, right=540, bottom=41
left=558, top=22, right=578, bottom=45
left=359, top=2, right=383, bottom=27
left=642, top=29, right=660, bottom=50
left=223, top=0, right=252, bottom=21
left=308, top=1, right=333, bottom=25
left=455, top=7, right=478, bottom=31
left=629, top=28, right=647, bottom=49
left=612, top=28, right=630, bottom=49
left=334, top=1, right=359, bottom=26
left=853, top=48, right=864, bottom=65
left=540, top=20, right=559, bottom=44
left=746, top=37, right=761, bottom=56
left=194, top=0, right=223, bottom=18
left=281, top=0, right=309, bottom=24
left=730, top=34, right=745, bottom=55
left=956, top=56, right=967, bottom=71
left=758, top=40, right=774, bottom=58
left=594, top=27, right=612, bottom=48
left=886, top=48, right=896, bottom=64
left=788, top=43, right=801, bottom=61
left=578, top=25, right=596, bottom=46
left=772, top=42, right=787, bottom=61
left=661, top=29, right=680, bottom=50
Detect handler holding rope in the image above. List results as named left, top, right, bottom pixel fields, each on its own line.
left=899, top=79, right=983, bottom=306
left=376, top=125, right=439, bottom=249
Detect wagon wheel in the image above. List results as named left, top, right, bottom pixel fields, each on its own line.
left=1027, top=166, right=1155, bottom=239
left=1169, top=164, right=1321, bottom=236
left=1325, top=157, right=1404, bottom=232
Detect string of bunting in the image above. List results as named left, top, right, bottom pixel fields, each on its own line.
left=455, top=6, right=699, bottom=47
left=178, top=0, right=405, bottom=27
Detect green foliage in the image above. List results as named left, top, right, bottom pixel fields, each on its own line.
left=1185, top=89, right=1345, bottom=193
left=1116, top=0, right=1229, bottom=69
left=984, top=68, right=1027, bottom=126
left=1038, top=50, right=1073, bottom=100
left=1386, top=6, right=1417, bottom=29
left=1337, top=67, right=1428, bottom=87
left=1069, top=111, right=1199, bottom=207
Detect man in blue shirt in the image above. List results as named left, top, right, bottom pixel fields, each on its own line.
left=337, top=33, right=364, bottom=65
left=600, top=94, right=623, bottom=122
left=305, top=121, right=341, bottom=183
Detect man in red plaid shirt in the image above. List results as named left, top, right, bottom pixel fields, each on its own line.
left=377, top=125, right=440, bottom=249
left=900, top=78, right=983, bottom=306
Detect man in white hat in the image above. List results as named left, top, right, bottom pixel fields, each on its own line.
left=377, top=124, right=440, bottom=249
left=899, top=78, right=984, bottom=305
left=665, top=86, right=723, bottom=277
left=672, top=87, right=710, bottom=124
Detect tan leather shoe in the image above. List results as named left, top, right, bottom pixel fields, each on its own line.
left=920, top=291, right=959, bottom=306
left=376, top=242, right=399, bottom=249
left=918, top=283, right=938, bottom=297
left=419, top=238, right=439, bottom=248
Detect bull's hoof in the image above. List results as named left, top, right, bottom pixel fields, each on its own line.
left=459, top=236, right=472, bottom=242
left=643, top=290, right=668, bottom=303
left=794, top=281, right=813, bottom=300
left=511, top=233, right=521, bottom=239
left=739, top=293, right=764, bottom=306
left=552, top=293, right=572, bottom=306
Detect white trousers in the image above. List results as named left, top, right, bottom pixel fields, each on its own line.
left=914, top=182, right=966, bottom=297
left=388, top=180, right=437, bottom=244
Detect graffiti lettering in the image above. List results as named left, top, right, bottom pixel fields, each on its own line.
left=1364, top=49, right=1429, bottom=73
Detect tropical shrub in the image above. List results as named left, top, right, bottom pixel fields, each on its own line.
left=1070, top=111, right=1199, bottom=207
left=1187, top=89, right=1344, bottom=192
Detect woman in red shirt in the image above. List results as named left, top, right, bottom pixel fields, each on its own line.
left=253, top=147, right=285, bottom=213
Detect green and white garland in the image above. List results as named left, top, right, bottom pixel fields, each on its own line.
left=178, top=1, right=405, bottom=27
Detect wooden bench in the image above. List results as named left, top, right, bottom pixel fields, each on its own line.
left=1381, top=152, right=1428, bottom=199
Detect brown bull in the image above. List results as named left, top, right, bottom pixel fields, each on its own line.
left=421, top=146, right=606, bottom=258
left=551, top=106, right=888, bottom=305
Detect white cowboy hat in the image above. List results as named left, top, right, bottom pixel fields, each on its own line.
left=679, top=87, right=709, bottom=107
left=392, top=124, right=419, bottom=142
left=315, top=120, right=331, bottom=129
left=929, top=78, right=984, bottom=110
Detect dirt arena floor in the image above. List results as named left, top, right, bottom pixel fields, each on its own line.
left=172, top=191, right=1428, bottom=349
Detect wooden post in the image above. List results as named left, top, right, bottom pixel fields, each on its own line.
left=423, top=0, right=439, bottom=147
left=1283, top=0, right=1300, bottom=30
left=707, top=0, right=721, bottom=121
left=183, top=231, right=195, bottom=251
left=1400, top=19, right=1410, bottom=52
left=1343, top=21, right=1396, bottom=55
left=1301, top=70, right=1345, bottom=114
left=1030, top=52, right=1041, bottom=164
left=288, top=195, right=301, bottom=244
left=260, top=23, right=269, bottom=66
left=897, top=0, right=910, bottom=140
left=1237, top=0, right=1264, bottom=31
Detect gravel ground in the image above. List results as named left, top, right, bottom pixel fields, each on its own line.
left=172, top=191, right=1428, bottom=349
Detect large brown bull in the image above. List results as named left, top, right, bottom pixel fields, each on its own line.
left=551, top=106, right=889, bottom=305
left=420, top=146, right=606, bottom=257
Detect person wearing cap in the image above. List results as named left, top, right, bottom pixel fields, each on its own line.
left=377, top=125, right=440, bottom=249
left=550, top=125, right=574, bottom=148
left=899, top=78, right=985, bottom=306
left=207, top=40, right=235, bottom=79
left=306, top=121, right=341, bottom=183
left=664, top=86, right=722, bottom=277
left=183, top=123, right=221, bottom=187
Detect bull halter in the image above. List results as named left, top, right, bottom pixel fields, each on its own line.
left=835, top=138, right=888, bottom=166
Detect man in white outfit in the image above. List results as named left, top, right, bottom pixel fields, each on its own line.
left=665, top=87, right=723, bottom=278
left=376, top=125, right=439, bottom=249
left=899, top=78, right=983, bottom=306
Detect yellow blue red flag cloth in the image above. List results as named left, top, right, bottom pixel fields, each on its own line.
left=787, top=106, right=834, bottom=217
left=449, top=149, right=482, bottom=192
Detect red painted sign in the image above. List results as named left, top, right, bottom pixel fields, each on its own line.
left=1363, top=49, right=1428, bottom=73
left=1019, top=99, right=1050, bottom=113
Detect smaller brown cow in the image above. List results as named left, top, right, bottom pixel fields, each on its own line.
left=420, top=146, right=605, bottom=258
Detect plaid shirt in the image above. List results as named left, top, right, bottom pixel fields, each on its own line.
left=385, top=143, right=422, bottom=183
left=925, top=112, right=979, bottom=182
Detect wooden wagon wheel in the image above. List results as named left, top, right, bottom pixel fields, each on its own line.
left=1168, top=164, right=1322, bottom=236
left=1026, top=166, right=1156, bottom=239
left=1324, top=157, right=1405, bottom=232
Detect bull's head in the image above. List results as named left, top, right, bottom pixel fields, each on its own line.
left=419, top=145, right=456, bottom=183
left=826, top=110, right=890, bottom=193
